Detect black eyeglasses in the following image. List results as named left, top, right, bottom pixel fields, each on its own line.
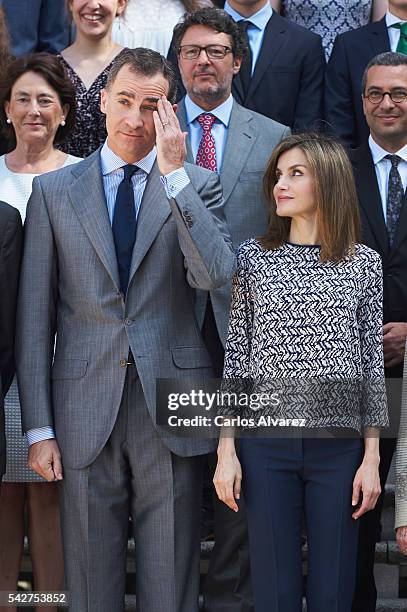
left=364, top=90, right=407, bottom=104
left=178, top=45, right=233, bottom=60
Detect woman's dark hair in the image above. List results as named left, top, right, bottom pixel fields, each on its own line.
left=261, top=133, right=361, bottom=262
left=0, top=52, right=77, bottom=146
left=172, top=7, right=247, bottom=60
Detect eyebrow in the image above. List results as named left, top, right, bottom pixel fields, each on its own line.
left=116, top=91, right=160, bottom=104
left=276, top=164, right=307, bottom=171
left=13, top=90, right=55, bottom=97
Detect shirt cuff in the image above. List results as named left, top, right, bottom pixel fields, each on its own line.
left=160, top=167, right=190, bottom=199
left=26, top=426, right=56, bottom=446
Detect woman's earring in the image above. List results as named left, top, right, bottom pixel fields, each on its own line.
left=6, top=117, right=11, bottom=124
left=61, top=119, right=66, bottom=126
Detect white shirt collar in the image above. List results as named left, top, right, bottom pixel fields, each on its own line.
left=369, top=134, right=407, bottom=165
left=100, top=140, right=156, bottom=176
left=184, top=94, right=234, bottom=127
left=386, top=11, right=407, bottom=28
left=224, top=0, right=272, bottom=30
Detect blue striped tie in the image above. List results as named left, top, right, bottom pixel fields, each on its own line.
left=112, top=164, right=138, bottom=294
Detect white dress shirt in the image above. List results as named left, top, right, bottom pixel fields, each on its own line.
left=368, top=134, right=407, bottom=222
left=27, top=142, right=190, bottom=446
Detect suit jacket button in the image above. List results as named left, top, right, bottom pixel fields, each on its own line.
left=125, top=318, right=132, bottom=326
left=119, top=358, right=127, bottom=367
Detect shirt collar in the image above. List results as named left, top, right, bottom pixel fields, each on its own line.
left=100, top=140, right=156, bottom=176
left=184, top=94, right=234, bottom=127
left=224, top=0, right=272, bottom=30
left=369, top=134, right=407, bottom=164
left=386, top=11, right=407, bottom=27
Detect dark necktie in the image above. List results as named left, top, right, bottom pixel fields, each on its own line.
left=385, top=154, right=404, bottom=246
left=239, top=20, right=253, bottom=97
left=391, top=23, right=407, bottom=54
left=112, top=164, right=138, bottom=294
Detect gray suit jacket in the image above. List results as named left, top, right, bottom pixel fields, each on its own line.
left=16, top=150, right=235, bottom=469
left=177, top=99, right=290, bottom=344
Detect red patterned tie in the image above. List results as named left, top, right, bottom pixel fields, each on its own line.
left=196, top=113, right=217, bottom=172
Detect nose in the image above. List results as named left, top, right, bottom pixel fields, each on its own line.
left=379, top=92, right=396, bottom=109
left=27, top=100, right=41, bottom=115
left=196, top=48, right=211, bottom=64
left=125, top=108, right=143, bottom=130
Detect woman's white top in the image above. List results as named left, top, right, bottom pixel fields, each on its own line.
left=0, top=154, right=81, bottom=222
left=112, top=0, right=187, bottom=56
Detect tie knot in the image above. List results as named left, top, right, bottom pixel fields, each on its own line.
left=385, top=154, right=402, bottom=168
left=197, top=113, right=216, bottom=132
left=392, top=22, right=407, bottom=36
left=240, top=20, right=253, bottom=33
left=122, top=164, right=138, bottom=181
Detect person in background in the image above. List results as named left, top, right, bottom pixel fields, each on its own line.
left=0, top=204, right=22, bottom=486
left=349, top=51, right=407, bottom=612
left=112, top=0, right=211, bottom=57
left=173, top=7, right=290, bottom=611
left=0, top=53, right=79, bottom=612
left=58, top=0, right=127, bottom=158
left=270, top=0, right=388, bottom=60
left=326, top=0, right=407, bottom=148
left=1, top=0, right=70, bottom=56
left=168, top=0, right=325, bottom=131
left=215, top=132, right=388, bottom=612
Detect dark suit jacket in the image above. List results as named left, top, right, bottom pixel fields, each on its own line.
left=0, top=201, right=22, bottom=477
left=325, top=17, right=390, bottom=149
left=350, top=144, right=407, bottom=327
left=168, top=11, right=325, bottom=131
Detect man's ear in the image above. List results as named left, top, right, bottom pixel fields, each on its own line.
left=100, top=88, right=107, bottom=115
left=233, top=57, right=243, bottom=76
left=172, top=103, right=178, bottom=114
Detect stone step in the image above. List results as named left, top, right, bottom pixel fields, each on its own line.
left=123, top=596, right=407, bottom=611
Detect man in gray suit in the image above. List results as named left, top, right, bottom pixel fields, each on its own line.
left=16, top=48, right=235, bottom=612
left=173, top=8, right=290, bottom=611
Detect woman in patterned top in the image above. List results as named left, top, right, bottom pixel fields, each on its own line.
left=58, top=0, right=127, bottom=157
left=270, top=0, right=388, bottom=59
left=214, top=133, right=389, bottom=612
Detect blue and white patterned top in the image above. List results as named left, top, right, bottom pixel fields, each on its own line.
left=281, top=0, right=372, bottom=59
left=221, top=239, right=388, bottom=432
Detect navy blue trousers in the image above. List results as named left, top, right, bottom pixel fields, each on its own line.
left=240, top=436, right=363, bottom=612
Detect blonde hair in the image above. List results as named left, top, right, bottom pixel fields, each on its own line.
left=261, top=133, right=361, bottom=262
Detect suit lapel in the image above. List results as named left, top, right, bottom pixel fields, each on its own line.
left=368, top=16, right=391, bottom=56
left=127, top=162, right=171, bottom=286
left=245, top=13, right=285, bottom=101
left=352, top=144, right=389, bottom=256
left=68, top=150, right=120, bottom=289
left=177, top=99, right=194, bottom=163
left=220, top=102, right=255, bottom=202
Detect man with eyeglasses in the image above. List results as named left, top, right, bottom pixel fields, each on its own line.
left=172, top=8, right=290, bottom=612
left=168, top=0, right=325, bottom=131
left=326, top=0, right=407, bottom=149
left=350, top=51, right=407, bottom=612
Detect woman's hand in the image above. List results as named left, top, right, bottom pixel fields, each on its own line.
left=213, top=449, right=242, bottom=513
left=351, top=457, right=381, bottom=519
left=396, top=526, right=407, bottom=556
